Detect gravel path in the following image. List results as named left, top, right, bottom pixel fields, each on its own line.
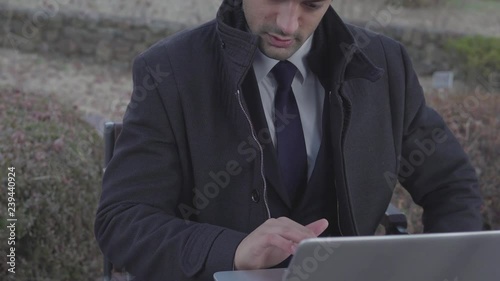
left=0, top=45, right=435, bottom=135
left=0, top=48, right=132, bottom=133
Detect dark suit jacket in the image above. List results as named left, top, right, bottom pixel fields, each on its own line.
left=94, top=0, right=483, bottom=280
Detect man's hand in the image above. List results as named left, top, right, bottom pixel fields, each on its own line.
left=234, top=217, right=329, bottom=270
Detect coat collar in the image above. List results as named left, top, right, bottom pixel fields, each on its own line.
left=215, top=0, right=384, bottom=91
left=216, top=0, right=257, bottom=93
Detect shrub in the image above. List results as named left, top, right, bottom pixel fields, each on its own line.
left=446, top=36, right=500, bottom=81
left=392, top=88, right=500, bottom=232
left=0, top=89, right=103, bottom=280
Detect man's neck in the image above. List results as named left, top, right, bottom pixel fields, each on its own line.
left=253, top=34, right=314, bottom=83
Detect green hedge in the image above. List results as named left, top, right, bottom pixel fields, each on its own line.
left=446, top=36, right=500, bottom=80
left=0, top=89, right=103, bottom=280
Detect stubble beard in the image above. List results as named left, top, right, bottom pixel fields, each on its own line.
left=256, top=25, right=304, bottom=61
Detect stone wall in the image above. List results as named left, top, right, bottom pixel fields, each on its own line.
left=0, top=5, right=186, bottom=64
left=349, top=20, right=465, bottom=75
left=0, top=5, right=467, bottom=75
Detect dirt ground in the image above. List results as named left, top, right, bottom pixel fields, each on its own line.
left=0, top=48, right=131, bottom=133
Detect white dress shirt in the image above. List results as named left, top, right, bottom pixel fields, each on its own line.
left=252, top=35, right=325, bottom=178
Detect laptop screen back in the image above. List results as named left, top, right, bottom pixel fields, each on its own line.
left=284, top=231, right=500, bottom=281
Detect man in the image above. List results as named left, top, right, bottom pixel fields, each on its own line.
left=94, top=0, right=483, bottom=280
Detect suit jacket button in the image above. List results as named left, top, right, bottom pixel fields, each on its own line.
left=251, top=189, right=260, bottom=203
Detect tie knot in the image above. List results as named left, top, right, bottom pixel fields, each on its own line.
left=271, top=61, right=297, bottom=89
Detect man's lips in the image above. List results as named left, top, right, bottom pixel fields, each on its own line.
left=266, top=33, right=294, bottom=48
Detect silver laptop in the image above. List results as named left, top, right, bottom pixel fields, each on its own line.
left=213, top=230, right=500, bottom=281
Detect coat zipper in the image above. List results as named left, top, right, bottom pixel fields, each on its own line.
left=235, top=89, right=272, bottom=219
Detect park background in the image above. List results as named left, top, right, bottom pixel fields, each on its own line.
left=0, top=0, right=499, bottom=280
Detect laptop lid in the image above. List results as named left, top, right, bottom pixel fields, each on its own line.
left=284, top=230, right=500, bottom=281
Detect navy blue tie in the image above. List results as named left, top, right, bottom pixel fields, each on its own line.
left=272, top=61, right=307, bottom=204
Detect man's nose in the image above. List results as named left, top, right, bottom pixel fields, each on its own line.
left=276, top=3, right=300, bottom=35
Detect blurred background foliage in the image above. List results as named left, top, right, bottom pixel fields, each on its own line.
left=392, top=90, right=500, bottom=233
left=446, top=36, right=500, bottom=80
left=0, top=90, right=103, bottom=280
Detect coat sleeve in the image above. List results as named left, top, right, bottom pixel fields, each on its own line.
left=396, top=43, right=484, bottom=232
left=94, top=54, right=246, bottom=280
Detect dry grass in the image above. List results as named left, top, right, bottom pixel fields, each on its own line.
left=0, top=88, right=103, bottom=280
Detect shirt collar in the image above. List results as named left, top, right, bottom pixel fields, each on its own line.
left=253, top=34, right=314, bottom=84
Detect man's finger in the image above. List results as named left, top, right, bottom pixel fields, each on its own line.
left=265, top=218, right=317, bottom=242
left=260, top=233, right=295, bottom=255
left=305, top=219, right=329, bottom=236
